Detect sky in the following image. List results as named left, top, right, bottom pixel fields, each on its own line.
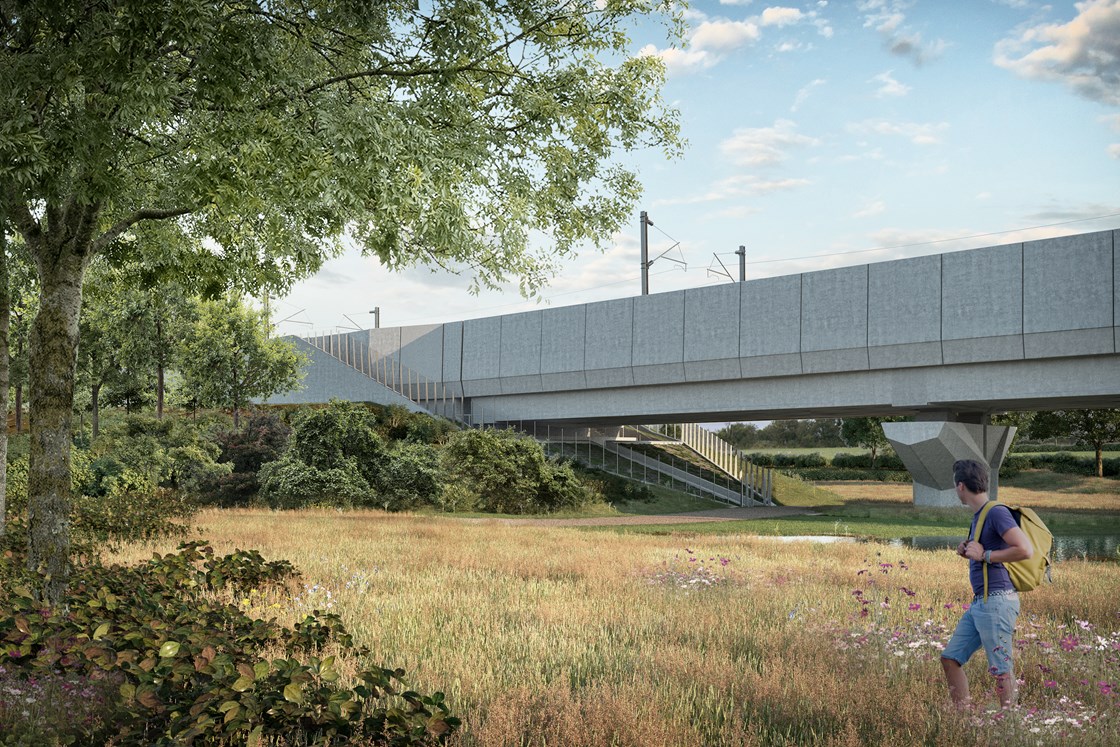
left=271, top=0, right=1120, bottom=337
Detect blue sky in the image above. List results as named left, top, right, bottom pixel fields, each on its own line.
left=274, top=0, right=1120, bottom=335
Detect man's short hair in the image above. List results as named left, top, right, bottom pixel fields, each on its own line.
left=953, top=459, right=989, bottom=494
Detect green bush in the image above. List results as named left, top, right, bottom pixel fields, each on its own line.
left=4, top=450, right=193, bottom=554
left=0, top=542, right=459, bottom=746
left=768, top=452, right=828, bottom=468
left=999, top=454, right=1032, bottom=478
left=258, top=402, right=446, bottom=510
left=376, top=442, right=443, bottom=511
left=830, top=452, right=873, bottom=469
left=199, top=411, right=293, bottom=507
left=442, top=428, right=594, bottom=514
left=86, top=414, right=231, bottom=498
left=578, top=467, right=655, bottom=504
left=794, top=467, right=911, bottom=482
left=258, top=457, right=372, bottom=509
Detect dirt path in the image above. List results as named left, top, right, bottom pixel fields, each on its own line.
left=458, top=505, right=817, bottom=527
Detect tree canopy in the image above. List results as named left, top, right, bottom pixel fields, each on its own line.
left=0, top=0, right=683, bottom=602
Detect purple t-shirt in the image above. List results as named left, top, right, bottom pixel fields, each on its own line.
left=968, top=503, right=1018, bottom=596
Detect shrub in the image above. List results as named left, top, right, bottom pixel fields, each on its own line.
left=830, top=452, right=873, bottom=469
left=258, top=402, right=448, bottom=510
left=86, top=413, right=231, bottom=498
left=199, top=411, right=292, bottom=507
left=999, top=454, right=1032, bottom=478
left=0, top=542, right=459, bottom=746
left=4, top=450, right=193, bottom=554
left=375, top=442, right=443, bottom=511
left=794, top=467, right=912, bottom=482
left=258, top=401, right=385, bottom=509
left=579, top=467, right=655, bottom=504
left=442, top=428, right=593, bottom=514
left=258, top=457, right=372, bottom=509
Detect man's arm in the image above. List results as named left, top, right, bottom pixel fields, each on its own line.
left=967, top=525, right=1033, bottom=563
left=994, top=525, right=1033, bottom=563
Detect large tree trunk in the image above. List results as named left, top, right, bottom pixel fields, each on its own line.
left=27, top=241, right=88, bottom=605
left=14, top=384, right=21, bottom=434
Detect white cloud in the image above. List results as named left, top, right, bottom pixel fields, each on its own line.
left=792, top=78, right=826, bottom=111
left=871, top=70, right=911, bottom=97
left=720, top=120, right=821, bottom=166
left=994, top=0, right=1120, bottom=105
left=976, top=191, right=992, bottom=200
left=761, top=7, right=804, bottom=26
left=1108, top=143, right=1120, bottom=158
left=640, top=17, right=764, bottom=75
left=853, top=199, right=886, bottom=218
left=639, top=43, right=715, bottom=74
left=848, top=119, right=949, bottom=145
left=859, top=0, right=949, bottom=65
left=655, top=174, right=812, bottom=207
left=692, top=19, right=762, bottom=51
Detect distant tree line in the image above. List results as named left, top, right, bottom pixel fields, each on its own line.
left=4, top=248, right=304, bottom=437
left=717, top=419, right=845, bottom=450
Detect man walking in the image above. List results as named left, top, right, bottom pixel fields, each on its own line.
left=940, top=459, right=1033, bottom=710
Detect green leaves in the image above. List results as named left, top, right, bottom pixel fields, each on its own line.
left=0, top=541, right=459, bottom=744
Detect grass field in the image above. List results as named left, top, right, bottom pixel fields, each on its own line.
left=110, top=506, right=1120, bottom=747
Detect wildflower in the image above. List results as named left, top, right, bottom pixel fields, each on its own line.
left=1044, top=680, right=1058, bottom=688
left=1060, top=635, right=1080, bottom=652
left=908, top=603, right=921, bottom=611
left=1099, top=682, right=1113, bottom=695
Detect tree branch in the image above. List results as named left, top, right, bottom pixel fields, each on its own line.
left=90, top=207, right=195, bottom=254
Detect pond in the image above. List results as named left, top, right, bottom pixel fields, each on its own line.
left=762, top=534, right=1120, bottom=562
left=887, top=534, right=1120, bottom=562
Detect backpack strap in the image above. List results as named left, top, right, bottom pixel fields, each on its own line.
left=972, top=501, right=997, bottom=602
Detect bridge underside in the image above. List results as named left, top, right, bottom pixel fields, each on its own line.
left=460, top=354, right=1120, bottom=427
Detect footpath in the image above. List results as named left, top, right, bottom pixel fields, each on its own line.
left=461, top=505, right=817, bottom=527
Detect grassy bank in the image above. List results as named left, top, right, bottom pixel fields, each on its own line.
left=109, top=510, right=1120, bottom=747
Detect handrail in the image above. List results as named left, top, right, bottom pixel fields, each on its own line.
left=302, top=332, right=464, bottom=422
left=645, top=423, right=773, bottom=505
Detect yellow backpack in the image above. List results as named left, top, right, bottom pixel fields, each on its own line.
left=973, top=500, right=1054, bottom=601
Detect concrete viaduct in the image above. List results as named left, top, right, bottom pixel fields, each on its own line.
left=268, top=229, right=1120, bottom=506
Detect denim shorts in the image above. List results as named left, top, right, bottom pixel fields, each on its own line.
left=941, top=592, right=1020, bottom=676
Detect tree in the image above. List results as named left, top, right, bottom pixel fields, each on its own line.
left=178, top=298, right=304, bottom=428
left=1041, top=409, right=1120, bottom=478
left=1, top=1, right=681, bottom=602
left=841, top=417, right=892, bottom=468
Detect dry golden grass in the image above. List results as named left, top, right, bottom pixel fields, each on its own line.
left=111, top=509, right=1120, bottom=746
left=820, top=474, right=1120, bottom=511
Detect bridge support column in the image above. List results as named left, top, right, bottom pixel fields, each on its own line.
left=882, top=421, right=1016, bottom=508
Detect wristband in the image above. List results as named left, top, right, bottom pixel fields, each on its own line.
left=984, top=550, right=992, bottom=565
